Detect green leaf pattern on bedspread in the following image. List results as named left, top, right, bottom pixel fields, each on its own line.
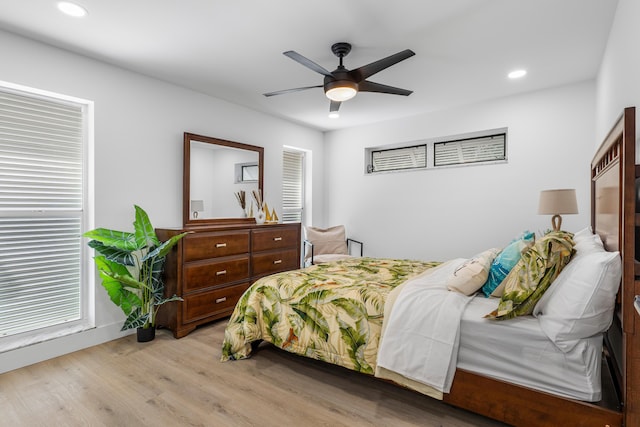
left=221, top=257, right=439, bottom=374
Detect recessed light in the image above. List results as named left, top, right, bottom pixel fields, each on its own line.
left=508, top=69, right=527, bottom=79
left=328, top=112, right=340, bottom=119
left=57, top=2, right=88, bottom=18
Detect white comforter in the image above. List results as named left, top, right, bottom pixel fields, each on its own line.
left=375, top=259, right=472, bottom=393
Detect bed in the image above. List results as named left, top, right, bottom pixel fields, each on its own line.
left=221, top=107, right=638, bottom=427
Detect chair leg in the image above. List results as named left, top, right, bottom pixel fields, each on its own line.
left=347, top=238, right=363, bottom=256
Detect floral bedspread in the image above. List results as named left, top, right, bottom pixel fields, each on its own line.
left=221, top=257, right=439, bottom=374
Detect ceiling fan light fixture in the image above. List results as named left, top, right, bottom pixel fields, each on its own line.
left=328, top=112, right=340, bottom=119
left=325, top=80, right=358, bottom=102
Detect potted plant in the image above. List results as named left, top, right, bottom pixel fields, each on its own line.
left=84, top=205, right=187, bottom=342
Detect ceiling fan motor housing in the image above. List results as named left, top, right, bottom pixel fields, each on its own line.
left=331, top=42, right=352, bottom=58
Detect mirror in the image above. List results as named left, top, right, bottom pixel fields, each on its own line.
left=183, top=132, right=263, bottom=227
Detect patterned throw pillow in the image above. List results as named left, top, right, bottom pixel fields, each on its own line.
left=485, top=231, right=574, bottom=320
left=481, top=231, right=535, bottom=297
left=447, top=248, right=501, bottom=295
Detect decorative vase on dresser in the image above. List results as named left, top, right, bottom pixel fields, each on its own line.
left=156, top=222, right=301, bottom=338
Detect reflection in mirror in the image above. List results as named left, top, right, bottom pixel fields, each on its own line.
left=183, top=133, right=263, bottom=227
left=235, top=162, right=259, bottom=183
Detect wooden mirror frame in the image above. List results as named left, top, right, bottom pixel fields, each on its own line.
left=183, top=132, right=264, bottom=227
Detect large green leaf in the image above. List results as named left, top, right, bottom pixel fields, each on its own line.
left=133, top=205, right=160, bottom=248
left=121, top=308, right=149, bottom=331
left=94, top=256, right=140, bottom=315
left=143, top=232, right=188, bottom=260
left=83, top=228, right=139, bottom=251
left=298, top=289, right=332, bottom=306
left=98, top=265, right=151, bottom=293
left=291, top=305, right=330, bottom=341
left=140, top=233, right=187, bottom=298
left=88, top=240, right=135, bottom=266
left=331, top=297, right=367, bottom=319
left=256, top=285, right=283, bottom=305
left=140, top=245, right=164, bottom=292
left=154, top=294, right=183, bottom=306
left=357, top=287, right=385, bottom=313
left=337, top=317, right=372, bottom=374
left=262, top=305, right=283, bottom=346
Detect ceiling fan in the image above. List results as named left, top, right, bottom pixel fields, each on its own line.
left=263, top=42, right=415, bottom=115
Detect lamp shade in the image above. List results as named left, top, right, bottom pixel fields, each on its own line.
left=191, top=200, right=204, bottom=212
left=538, top=189, right=578, bottom=215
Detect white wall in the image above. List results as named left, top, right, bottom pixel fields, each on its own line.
left=596, top=0, right=640, bottom=145
left=0, top=29, right=324, bottom=372
left=323, top=82, right=595, bottom=261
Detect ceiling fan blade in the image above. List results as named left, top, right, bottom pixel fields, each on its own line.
left=330, top=100, right=341, bottom=112
left=358, top=80, right=413, bottom=96
left=349, top=49, right=415, bottom=82
left=283, top=51, right=333, bottom=77
left=263, top=85, right=323, bottom=97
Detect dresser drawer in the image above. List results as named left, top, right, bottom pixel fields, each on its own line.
left=252, top=248, right=300, bottom=277
left=252, top=227, right=299, bottom=252
left=182, top=282, right=250, bottom=323
left=184, top=255, right=250, bottom=292
left=184, top=231, right=249, bottom=262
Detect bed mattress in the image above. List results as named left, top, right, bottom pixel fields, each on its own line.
left=456, top=295, right=602, bottom=402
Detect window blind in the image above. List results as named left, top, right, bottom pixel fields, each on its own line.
left=434, top=134, right=506, bottom=167
left=282, top=150, right=303, bottom=223
left=0, top=88, right=86, bottom=339
left=371, top=144, right=426, bottom=173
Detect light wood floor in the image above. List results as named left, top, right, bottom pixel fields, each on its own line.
left=0, top=320, right=509, bottom=427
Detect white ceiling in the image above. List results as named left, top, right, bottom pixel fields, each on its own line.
left=0, top=0, right=619, bottom=132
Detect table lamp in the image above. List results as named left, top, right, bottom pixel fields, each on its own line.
left=538, top=189, right=578, bottom=231
left=191, top=200, right=204, bottom=219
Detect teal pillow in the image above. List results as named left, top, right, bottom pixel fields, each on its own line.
left=481, top=231, right=534, bottom=297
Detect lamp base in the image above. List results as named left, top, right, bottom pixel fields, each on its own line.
left=551, top=214, right=562, bottom=232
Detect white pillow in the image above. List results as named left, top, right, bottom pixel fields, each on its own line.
left=572, top=226, right=593, bottom=244
left=533, top=249, right=621, bottom=352
left=447, top=248, right=500, bottom=295
left=574, top=232, right=604, bottom=256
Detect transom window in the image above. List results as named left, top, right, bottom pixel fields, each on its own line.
left=365, top=128, right=507, bottom=174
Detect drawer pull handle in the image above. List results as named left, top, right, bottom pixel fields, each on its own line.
left=273, top=259, right=282, bottom=264
left=216, top=270, right=227, bottom=276
left=273, top=237, right=282, bottom=241
left=216, top=243, right=227, bottom=248
left=215, top=297, right=227, bottom=304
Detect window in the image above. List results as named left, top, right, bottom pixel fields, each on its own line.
left=365, top=128, right=507, bottom=174
left=235, top=162, right=258, bottom=183
left=282, top=149, right=304, bottom=223
left=369, top=144, right=427, bottom=173
left=0, top=82, right=93, bottom=351
left=434, top=133, right=506, bottom=167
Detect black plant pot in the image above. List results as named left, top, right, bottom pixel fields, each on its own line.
left=136, top=326, right=156, bottom=343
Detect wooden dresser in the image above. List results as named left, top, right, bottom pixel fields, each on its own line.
left=156, top=222, right=301, bottom=338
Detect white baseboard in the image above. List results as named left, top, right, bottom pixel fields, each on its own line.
left=0, top=322, right=133, bottom=374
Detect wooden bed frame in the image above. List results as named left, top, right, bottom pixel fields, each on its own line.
left=243, top=107, right=637, bottom=426
left=441, top=107, right=638, bottom=426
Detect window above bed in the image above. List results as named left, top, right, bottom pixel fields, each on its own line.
left=364, top=128, right=507, bottom=174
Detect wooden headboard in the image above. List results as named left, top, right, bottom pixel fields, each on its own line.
left=591, top=106, right=638, bottom=426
